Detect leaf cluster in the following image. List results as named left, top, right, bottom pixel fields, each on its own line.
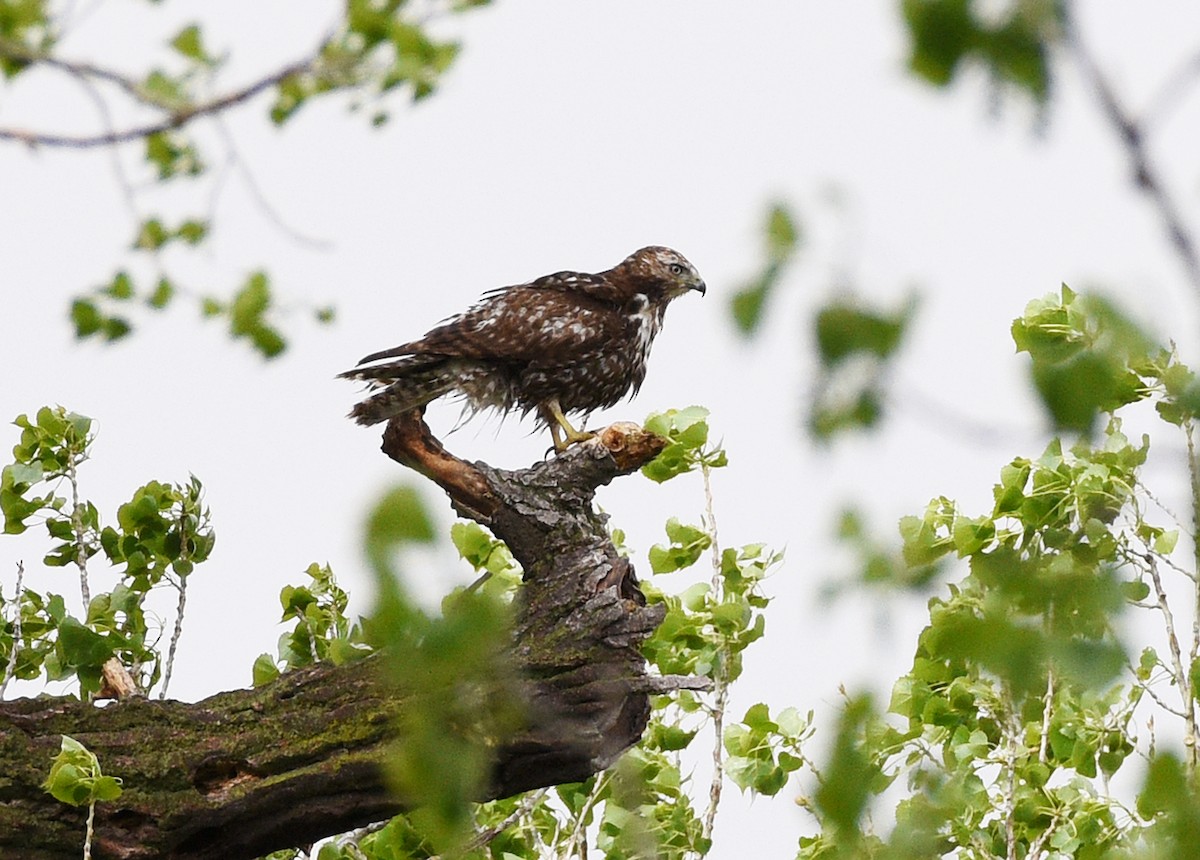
left=902, top=0, right=1061, bottom=102
left=42, top=735, right=122, bottom=807
left=2, top=406, right=213, bottom=696
left=642, top=406, right=727, bottom=484
left=253, top=562, right=373, bottom=687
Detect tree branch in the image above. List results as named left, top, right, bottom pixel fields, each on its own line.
left=0, top=35, right=315, bottom=149
left=1063, top=6, right=1200, bottom=297
left=2, top=413, right=687, bottom=858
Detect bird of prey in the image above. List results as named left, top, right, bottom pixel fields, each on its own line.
left=340, top=246, right=706, bottom=451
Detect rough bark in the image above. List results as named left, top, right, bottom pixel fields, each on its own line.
left=0, top=414, right=697, bottom=859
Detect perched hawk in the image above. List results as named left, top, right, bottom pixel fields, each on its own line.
left=340, top=246, right=706, bottom=450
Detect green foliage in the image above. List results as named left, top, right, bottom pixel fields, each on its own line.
left=833, top=508, right=945, bottom=591
left=809, top=295, right=916, bottom=440
left=357, top=482, right=522, bottom=853
left=2, top=407, right=213, bottom=696
left=145, top=130, right=204, bottom=180
left=643, top=542, right=776, bottom=684
left=597, top=749, right=710, bottom=859
left=169, top=23, right=216, bottom=68
left=642, top=406, right=727, bottom=483
left=0, top=0, right=51, bottom=77
left=43, top=735, right=122, bottom=807
left=1014, top=285, right=1156, bottom=433
left=449, top=520, right=523, bottom=602
left=902, top=0, right=1061, bottom=102
left=730, top=203, right=801, bottom=336
left=807, top=288, right=1200, bottom=857
left=254, top=563, right=373, bottom=686
left=270, top=0, right=478, bottom=125
left=723, top=703, right=811, bottom=797
left=8, top=2, right=484, bottom=358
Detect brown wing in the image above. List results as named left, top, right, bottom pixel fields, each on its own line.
left=358, top=284, right=627, bottom=367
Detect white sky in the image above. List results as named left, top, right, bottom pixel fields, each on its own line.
left=3, top=2, right=1200, bottom=856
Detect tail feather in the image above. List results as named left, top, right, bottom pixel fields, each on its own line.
left=356, top=342, right=420, bottom=365
left=341, top=357, right=457, bottom=425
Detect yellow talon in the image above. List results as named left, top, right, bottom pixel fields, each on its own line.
left=545, top=399, right=594, bottom=452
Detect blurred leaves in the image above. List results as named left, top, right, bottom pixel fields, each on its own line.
left=1013, top=285, right=1156, bottom=433
left=730, top=203, right=801, bottom=336
left=902, top=0, right=1062, bottom=102
left=4, top=1, right=486, bottom=359
left=270, top=0, right=475, bottom=125
left=809, top=295, right=916, bottom=440
left=358, top=482, right=519, bottom=854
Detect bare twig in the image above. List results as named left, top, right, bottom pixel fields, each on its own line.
left=1038, top=669, right=1053, bottom=764
left=211, top=116, right=333, bottom=250
left=159, top=574, right=188, bottom=700
left=1187, top=422, right=1200, bottom=739
left=84, top=799, right=96, bottom=860
left=67, top=459, right=91, bottom=609
left=462, top=788, right=548, bottom=855
left=1143, top=551, right=1197, bottom=768
left=700, top=461, right=727, bottom=844
left=564, top=773, right=610, bottom=859
left=0, top=51, right=314, bottom=148
left=1144, top=47, right=1200, bottom=127
left=1063, top=4, right=1200, bottom=297
left=1002, top=688, right=1019, bottom=860
left=1, top=561, right=25, bottom=698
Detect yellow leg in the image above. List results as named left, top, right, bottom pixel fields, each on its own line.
left=545, top=399, right=593, bottom=451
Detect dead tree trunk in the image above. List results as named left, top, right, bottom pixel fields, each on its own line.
left=0, top=414, right=697, bottom=859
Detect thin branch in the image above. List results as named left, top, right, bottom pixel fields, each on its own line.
left=461, top=789, right=548, bottom=855
left=67, top=459, right=91, bottom=609
left=0, top=52, right=314, bottom=148
left=1143, top=551, right=1197, bottom=768
left=84, top=799, right=95, bottom=860
left=159, top=574, right=188, bottom=700
left=564, top=772, right=610, bottom=860
left=1063, top=4, right=1200, bottom=297
left=1, top=561, right=25, bottom=698
left=1144, top=46, right=1200, bottom=128
left=1131, top=670, right=1191, bottom=720
left=1001, top=687, right=1019, bottom=860
left=211, top=116, right=334, bottom=250
left=700, top=461, right=727, bottom=845
left=1188, top=423, right=1200, bottom=651
left=1038, top=669, right=1053, bottom=764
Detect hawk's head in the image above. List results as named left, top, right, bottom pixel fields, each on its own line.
left=613, top=246, right=707, bottom=302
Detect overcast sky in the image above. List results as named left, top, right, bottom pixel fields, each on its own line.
left=4, top=3, right=1200, bottom=855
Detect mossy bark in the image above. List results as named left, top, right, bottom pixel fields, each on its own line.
left=0, top=416, right=697, bottom=859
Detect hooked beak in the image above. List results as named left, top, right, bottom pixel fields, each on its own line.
left=691, top=280, right=707, bottom=296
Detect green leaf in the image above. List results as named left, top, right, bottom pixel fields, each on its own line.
left=133, top=219, right=169, bottom=251
left=70, top=299, right=102, bottom=338
left=815, top=301, right=912, bottom=368
left=365, top=484, right=435, bottom=577
left=728, top=203, right=799, bottom=337
left=252, top=653, right=280, bottom=687
left=57, top=618, right=113, bottom=668
left=43, top=735, right=122, bottom=807
left=147, top=278, right=174, bottom=309
left=170, top=24, right=214, bottom=65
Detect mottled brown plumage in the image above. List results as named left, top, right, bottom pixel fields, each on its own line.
left=340, top=246, right=706, bottom=449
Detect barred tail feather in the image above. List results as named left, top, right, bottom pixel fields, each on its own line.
left=340, top=358, right=458, bottom=425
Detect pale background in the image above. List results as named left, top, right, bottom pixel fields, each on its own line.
left=3, top=3, right=1200, bottom=855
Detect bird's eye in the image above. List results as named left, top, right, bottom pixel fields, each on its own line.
left=668, top=263, right=685, bottom=276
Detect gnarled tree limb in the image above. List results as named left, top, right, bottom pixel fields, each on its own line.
left=0, top=415, right=700, bottom=858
